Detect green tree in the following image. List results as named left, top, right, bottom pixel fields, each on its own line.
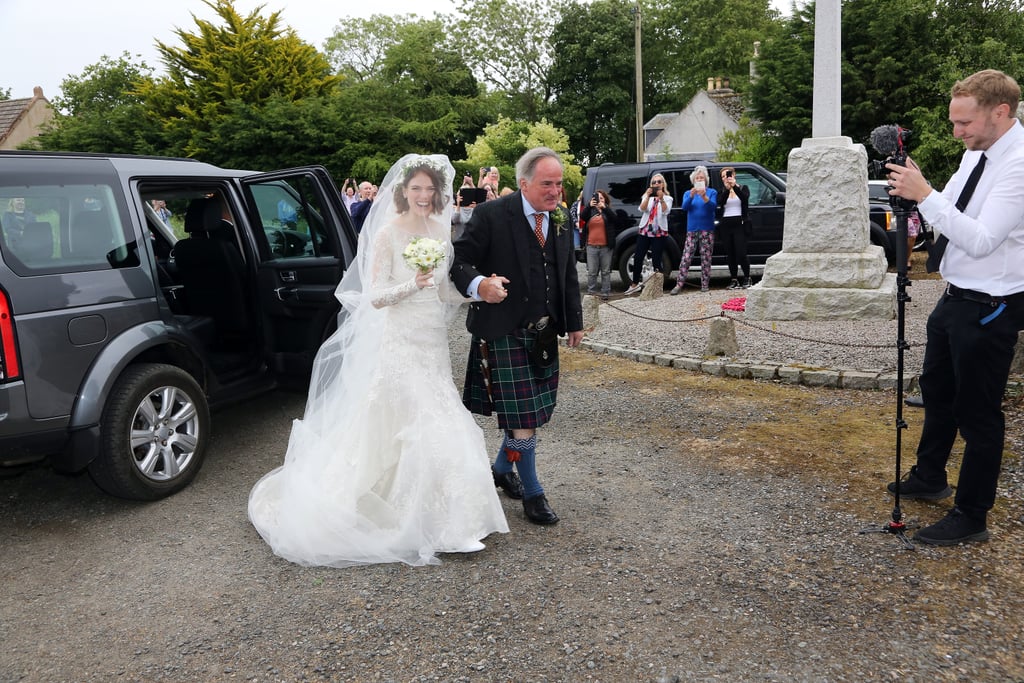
left=138, top=0, right=340, bottom=158
left=717, top=115, right=789, bottom=170
left=748, top=4, right=815, bottom=158
left=322, top=14, right=419, bottom=82
left=0, top=88, right=9, bottom=100
left=547, top=0, right=637, bottom=165
left=462, top=116, right=584, bottom=196
left=651, top=0, right=783, bottom=105
left=750, top=0, right=1024, bottom=184
left=451, top=0, right=558, bottom=119
left=30, top=53, right=161, bottom=154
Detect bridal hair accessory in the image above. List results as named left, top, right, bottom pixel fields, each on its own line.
left=401, top=157, right=453, bottom=187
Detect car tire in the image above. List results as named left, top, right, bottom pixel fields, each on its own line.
left=88, top=363, right=210, bottom=501
left=618, top=243, right=674, bottom=287
left=869, top=222, right=896, bottom=266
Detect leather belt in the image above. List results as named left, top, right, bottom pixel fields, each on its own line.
left=944, top=283, right=1024, bottom=307
left=525, top=316, right=551, bottom=331
left=945, top=283, right=1024, bottom=325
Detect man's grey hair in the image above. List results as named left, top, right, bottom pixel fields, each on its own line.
left=516, top=147, right=563, bottom=184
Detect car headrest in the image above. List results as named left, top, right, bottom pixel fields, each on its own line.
left=183, top=198, right=224, bottom=234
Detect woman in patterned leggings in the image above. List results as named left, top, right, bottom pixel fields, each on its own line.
left=671, top=166, right=717, bottom=294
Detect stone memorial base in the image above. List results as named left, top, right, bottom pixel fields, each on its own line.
left=744, top=135, right=896, bottom=321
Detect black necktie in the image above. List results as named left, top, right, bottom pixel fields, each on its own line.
left=926, top=153, right=987, bottom=272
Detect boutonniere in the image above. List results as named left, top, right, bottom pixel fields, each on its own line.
left=550, top=207, right=566, bottom=235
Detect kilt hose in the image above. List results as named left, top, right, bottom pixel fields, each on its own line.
left=463, top=328, right=559, bottom=430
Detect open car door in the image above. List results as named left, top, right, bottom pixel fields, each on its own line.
left=241, top=166, right=358, bottom=383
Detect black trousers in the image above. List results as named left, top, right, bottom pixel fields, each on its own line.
left=718, top=216, right=750, bottom=279
left=632, top=234, right=666, bottom=284
left=913, top=292, right=1019, bottom=519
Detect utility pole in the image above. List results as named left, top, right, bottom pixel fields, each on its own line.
left=633, top=2, right=644, bottom=162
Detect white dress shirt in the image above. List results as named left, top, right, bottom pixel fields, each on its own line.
left=918, top=119, right=1024, bottom=296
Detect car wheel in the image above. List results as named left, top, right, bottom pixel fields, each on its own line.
left=618, top=244, right=673, bottom=286
left=869, top=222, right=896, bottom=266
left=88, top=363, right=209, bottom=501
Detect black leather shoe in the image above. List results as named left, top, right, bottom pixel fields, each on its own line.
left=523, top=494, right=559, bottom=525
left=492, top=469, right=524, bottom=499
left=904, top=394, right=924, bottom=408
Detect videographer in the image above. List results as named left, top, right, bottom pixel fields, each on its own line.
left=885, top=69, right=1024, bottom=545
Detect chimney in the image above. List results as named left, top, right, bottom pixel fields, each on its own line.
left=722, top=77, right=731, bottom=90
left=715, top=77, right=722, bottom=90
left=707, top=77, right=715, bottom=91
left=33, top=86, right=44, bottom=99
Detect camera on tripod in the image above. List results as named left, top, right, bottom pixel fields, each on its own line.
left=869, top=124, right=918, bottom=214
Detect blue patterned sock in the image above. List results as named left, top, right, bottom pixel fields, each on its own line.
left=507, top=436, right=542, bottom=498
left=492, top=431, right=513, bottom=474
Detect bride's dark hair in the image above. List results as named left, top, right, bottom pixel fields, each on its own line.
left=393, top=161, right=447, bottom=215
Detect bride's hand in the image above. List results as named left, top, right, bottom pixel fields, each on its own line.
left=415, top=269, right=435, bottom=288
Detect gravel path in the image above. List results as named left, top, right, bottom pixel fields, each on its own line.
left=1, top=272, right=1022, bottom=682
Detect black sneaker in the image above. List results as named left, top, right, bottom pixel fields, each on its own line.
left=727, top=279, right=740, bottom=290
left=914, top=507, right=989, bottom=545
left=886, top=467, right=953, bottom=500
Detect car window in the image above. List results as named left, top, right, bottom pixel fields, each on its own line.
left=665, top=170, right=694, bottom=198
left=0, top=185, right=136, bottom=275
left=592, top=167, right=649, bottom=212
left=868, top=182, right=891, bottom=202
left=247, top=176, right=334, bottom=259
left=735, top=172, right=778, bottom=206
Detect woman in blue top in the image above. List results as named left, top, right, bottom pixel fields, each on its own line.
left=670, top=166, right=718, bottom=294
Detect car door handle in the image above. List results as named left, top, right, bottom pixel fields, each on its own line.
left=275, top=287, right=296, bottom=301
left=280, top=270, right=297, bottom=283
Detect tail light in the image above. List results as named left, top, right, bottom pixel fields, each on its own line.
left=0, top=288, right=19, bottom=381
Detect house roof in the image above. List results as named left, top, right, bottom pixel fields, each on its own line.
left=0, top=87, right=50, bottom=146
left=644, top=113, right=679, bottom=131
left=0, top=98, right=34, bottom=136
left=708, top=90, right=745, bottom=123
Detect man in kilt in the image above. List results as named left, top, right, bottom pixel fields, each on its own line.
left=451, top=147, right=584, bottom=524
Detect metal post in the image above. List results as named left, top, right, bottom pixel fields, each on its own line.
left=634, top=3, right=644, bottom=162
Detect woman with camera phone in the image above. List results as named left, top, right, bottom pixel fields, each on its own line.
left=624, top=173, right=672, bottom=295
left=581, top=189, right=618, bottom=300
left=715, top=166, right=752, bottom=290
left=671, top=166, right=718, bottom=294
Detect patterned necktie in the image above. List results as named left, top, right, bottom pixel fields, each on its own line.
left=926, top=153, right=987, bottom=273
left=533, top=212, right=546, bottom=247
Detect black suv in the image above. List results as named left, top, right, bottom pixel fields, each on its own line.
left=581, top=161, right=895, bottom=283
left=0, top=151, right=357, bottom=500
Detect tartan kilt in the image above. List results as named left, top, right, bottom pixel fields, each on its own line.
left=463, top=329, right=560, bottom=430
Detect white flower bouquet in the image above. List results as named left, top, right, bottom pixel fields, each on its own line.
left=402, top=237, right=447, bottom=286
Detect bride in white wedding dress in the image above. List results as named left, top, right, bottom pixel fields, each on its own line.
left=248, top=155, right=508, bottom=567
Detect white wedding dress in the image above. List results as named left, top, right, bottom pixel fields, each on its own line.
left=248, top=156, right=508, bottom=567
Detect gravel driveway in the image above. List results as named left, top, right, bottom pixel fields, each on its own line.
left=2, top=277, right=1023, bottom=682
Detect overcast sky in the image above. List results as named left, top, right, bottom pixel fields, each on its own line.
left=2, top=0, right=459, bottom=99
left=3, top=0, right=792, bottom=102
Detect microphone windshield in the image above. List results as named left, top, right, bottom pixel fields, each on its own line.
left=870, top=125, right=900, bottom=155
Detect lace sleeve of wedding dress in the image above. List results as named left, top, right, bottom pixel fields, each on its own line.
left=368, top=228, right=420, bottom=309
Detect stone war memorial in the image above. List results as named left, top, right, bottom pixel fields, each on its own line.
left=744, top=0, right=896, bottom=320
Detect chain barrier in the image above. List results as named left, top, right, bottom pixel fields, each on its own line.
left=601, top=298, right=926, bottom=349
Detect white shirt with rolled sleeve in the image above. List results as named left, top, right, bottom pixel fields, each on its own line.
left=918, top=119, right=1024, bottom=296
